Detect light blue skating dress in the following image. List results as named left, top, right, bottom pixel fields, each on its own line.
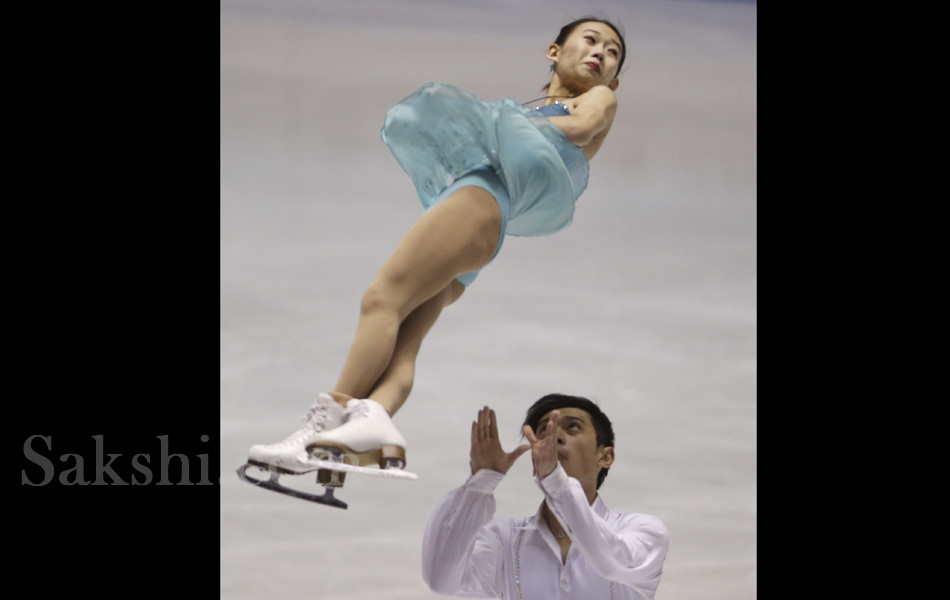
left=381, top=82, right=589, bottom=285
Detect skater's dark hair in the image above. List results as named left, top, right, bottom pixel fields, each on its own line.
left=543, top=16, right=627, bottom=92
left=522, top=393, right=615, bottom=489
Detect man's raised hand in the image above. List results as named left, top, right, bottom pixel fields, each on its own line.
left=522, top=410, right=560, bottom=480
left=470, top=406, right=530, bottom=475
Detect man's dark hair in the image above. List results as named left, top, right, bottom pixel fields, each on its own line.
left=522, top=393, right=615, bottom=489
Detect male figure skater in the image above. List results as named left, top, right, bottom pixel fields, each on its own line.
left=422, top=394, right=669, bottom=599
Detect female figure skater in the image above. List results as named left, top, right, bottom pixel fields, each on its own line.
left=247, top=17, right=626, bottom=475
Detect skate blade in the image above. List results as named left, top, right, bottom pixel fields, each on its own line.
left=246, top=458, right=317, bottom=476
left=303, top=457, right=418, bottom=481
left=236, top=463, right=348, bottom=509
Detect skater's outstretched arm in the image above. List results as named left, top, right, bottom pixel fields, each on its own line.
left=421, top=407, right=528, bottom=596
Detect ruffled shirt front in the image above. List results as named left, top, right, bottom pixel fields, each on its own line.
left=422, top=464, right=669, bottom=599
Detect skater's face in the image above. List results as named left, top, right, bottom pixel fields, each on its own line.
left=536, top=407, right=614, bottom=492
left=547, top=21, right=623, bottom=91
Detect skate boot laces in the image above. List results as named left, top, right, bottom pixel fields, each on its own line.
left=271, top=402, right=329, bottom=449
left=304, top=401, right=331, bottom=429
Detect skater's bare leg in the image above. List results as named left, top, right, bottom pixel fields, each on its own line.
left=332, top=187, right=500, bottom=400
left=305, top=279, right=465, bottom=470
left=368, top=279, right=465, bottom=415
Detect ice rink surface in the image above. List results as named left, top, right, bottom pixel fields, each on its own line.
left=220, top=1, right=756, bottom=598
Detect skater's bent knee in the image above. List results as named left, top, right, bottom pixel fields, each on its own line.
left=360, top=284, right=400, bottom=317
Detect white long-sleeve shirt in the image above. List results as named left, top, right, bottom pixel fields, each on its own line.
left=422, top=464, right=669, bottom=599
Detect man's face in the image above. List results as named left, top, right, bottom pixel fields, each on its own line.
left=536, top=407, right=614, bottom=490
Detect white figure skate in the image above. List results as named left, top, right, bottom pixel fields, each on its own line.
left=238, top=393, right=351, bottom=508
left=245, top=393, right=346, bottom=474
left=305, top=398, right=418, bottom=481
